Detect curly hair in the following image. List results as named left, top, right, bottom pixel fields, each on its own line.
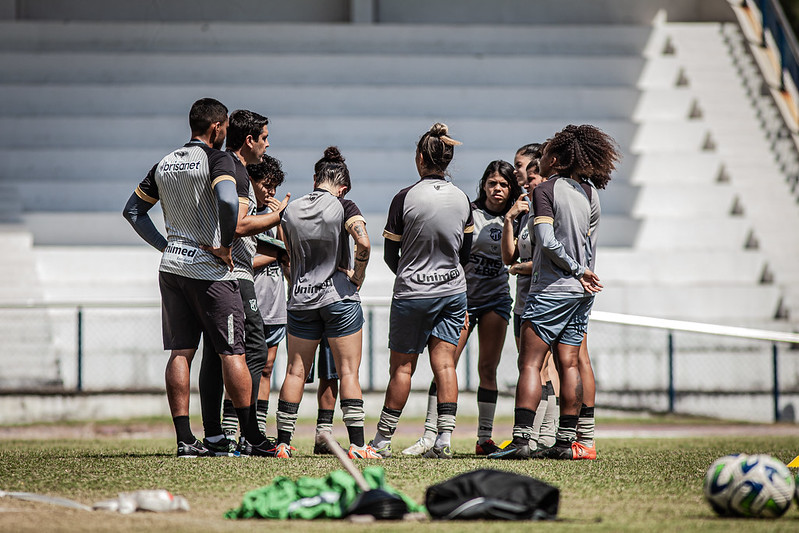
left=314, top=146, right=351, bottom=195
left=475, top=160, right=522, bottom=215
left=545, top=124, right=620, bottom=189
left=246, top=153, right=284, bottom=187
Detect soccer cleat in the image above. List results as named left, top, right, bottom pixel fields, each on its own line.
left=314, top=434, right=345, bottom=455
left=348, top=444, right=384, bottom=459
left=487, top=441, right=531, bottom=460
left=274, top=442, right=292, bottom=458
left=421, top=445, right=453, bottom=459
left=475, top=438, right=501, bottom=456
left=202, top=436, right=238, bottom=457
left=177, top=439, right=216, bottom=458
left=572, top=441, right=597, bottom=460
left=249, top=437, right=278, bottom=457
left=532, top=443, right=575, bottom=460
left=367, top=440, right=392, bottom=458
left=401, top=437, right=433, bottom=456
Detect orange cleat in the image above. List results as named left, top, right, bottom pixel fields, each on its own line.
left=572, top=442, right=597, bottom=460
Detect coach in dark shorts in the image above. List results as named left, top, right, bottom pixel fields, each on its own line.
left=122, top=98, right=273, bottom=457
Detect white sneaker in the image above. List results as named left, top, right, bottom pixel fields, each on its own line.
left=401, top=437, right=433, bottom=456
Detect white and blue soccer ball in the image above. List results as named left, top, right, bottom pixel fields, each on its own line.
left=703, top=454, right=748, bottom=516
left=705, top=454, right=795, bottom=518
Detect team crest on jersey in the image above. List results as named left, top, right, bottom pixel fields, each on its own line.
left=249, top=299, right=258, bottom=312
left=489, top=227, right=502, bottom=241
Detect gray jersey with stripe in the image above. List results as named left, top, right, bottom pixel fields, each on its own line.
left=528, top=175, right=600, bottom=294
left=136, top=141, right=237, bottom=281
left=281, top=189, right=363, bottom=311
left=513, top=209, right=533, bottom=315
left=383, top=175, right=474, bottom=300
left=464, top=202, right=510, bottom=308
left=253, top=206, right=287, bottom=325
left=230, top=153, right=257, bottom=282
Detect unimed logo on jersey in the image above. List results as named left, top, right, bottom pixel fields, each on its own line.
left=294, top=279, right=333, bottom=295
left=164, top=242, right=198, bottom=264
left=412, top=269, right=460, bottom=284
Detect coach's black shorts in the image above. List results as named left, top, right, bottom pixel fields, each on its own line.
left=159, top=271, right=245, bottom=355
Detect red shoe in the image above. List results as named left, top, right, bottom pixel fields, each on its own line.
left=572, top=441, right=597, bottom=460
left=475, top=439, right=501, bottom=456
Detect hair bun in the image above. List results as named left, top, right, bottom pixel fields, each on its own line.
left=323, top=146, right=344, bottom=162
left=429, top=122, right=449, bottom=137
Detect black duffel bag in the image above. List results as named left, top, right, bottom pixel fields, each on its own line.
left=425, top=469, right=559, bottom=520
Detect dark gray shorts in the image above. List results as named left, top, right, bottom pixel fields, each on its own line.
left=521, top=293, right=594, bottom=348
left=262, top=324, right=287, bottom=348
left=287, top=299, right=364, bottom=340
left=389, top=292, right=467, bottom=355
left=158, top=271, right=245, bottom=355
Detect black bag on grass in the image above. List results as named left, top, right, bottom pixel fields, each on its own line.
left=425, top=469, right=559, bottom=520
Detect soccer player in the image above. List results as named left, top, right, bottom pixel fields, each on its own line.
left=121, top=98, right=272, bottom=457
left=369, top=123, right=473, bottom=460
left=275, top=146, right=379, bottom=459
left=489, top=124, right=619, bottom=460
left=197, top=109, right=290, bottom=456
left=403, top=160, right=521, bottom=457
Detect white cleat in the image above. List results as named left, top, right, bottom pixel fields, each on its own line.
left=401, top=437, right=433, bottom=456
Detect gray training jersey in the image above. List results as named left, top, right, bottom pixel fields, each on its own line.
left=383, top=175, right=474, bottom=300
left=529, top=175, right=600, bottom=294
left=513, top=209, right=533, bottom=315
left=281, top=189, right=364, bottom=311
left=253, top=206, right=287, bottom=325
left=135, top=140, right=237, bottom=281
left=464, top=201, right=510, bottom=308
left=230, top=153, right=257, bottom=282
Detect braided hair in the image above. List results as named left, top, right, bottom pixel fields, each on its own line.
left=545, top=124, right=620, bottom=189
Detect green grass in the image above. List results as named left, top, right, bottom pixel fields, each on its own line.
left=1, top=429, right=798, bottom=532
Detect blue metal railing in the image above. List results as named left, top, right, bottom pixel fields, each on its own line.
left=748, top=0, right=799, bottom=92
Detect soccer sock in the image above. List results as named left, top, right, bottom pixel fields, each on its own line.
left=555, top=414, right=579, bottom=447
left=316, top=408, right=335, bottom=437
left=235, top=404, right=265, bottom=446
left=476, top=387, right=498, bottom=444
left=422, top=381, right=438, bottom=445
left=531, top=384, right=548, bottom=448
left=256, top=400, right=269, bottom=437
left=539, top=382, right=558, bottom=448
left=173, top=415, right=194, bottom=444
left=374, top=406, right=402, bottom=448
left=341, top=399, right=365, bottom=447
left=221, top=399, right=238, bottom=438
left=435, top=402, right=457, bottom=448
left=511, top=407, right=535, bottom=446
left=577, top=404, right=595, bottom=447
left=276, top=399, right=300, bottom=445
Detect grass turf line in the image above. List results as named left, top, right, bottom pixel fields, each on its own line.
left=0, top=435, right=798, bottom=532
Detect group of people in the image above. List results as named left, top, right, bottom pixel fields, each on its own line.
left=123, top=97, right=620, bottom=462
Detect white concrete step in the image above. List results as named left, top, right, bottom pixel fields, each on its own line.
left=0, top=21, right=663, bottom=56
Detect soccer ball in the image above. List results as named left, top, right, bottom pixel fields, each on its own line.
left=703, top=454, right=747, bottom=516
left=726, top=454, right=795, bottom=518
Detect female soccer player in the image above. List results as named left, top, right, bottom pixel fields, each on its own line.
left=490, top=124, right=619, bottom=460
left=403, top=160, right=521, bottom=456
left=370, top=123, right=473, bottom=459
left=274, top=146, right=380, bottom=459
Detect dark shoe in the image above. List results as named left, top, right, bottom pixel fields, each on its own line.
left=421, top=445, right=453, bottom=459
left=177, top=439, right=215, bottom=458
left=475, top=438, right=501, bottom=456
left=314, top=434, right=345, bottom=455
left=202, top=436, right=238, bottom=457
left=248, top=437, right=278, bottom=457
left=532, top=443, right=575, bottom=460
left=487, top=441, right=531, bottom=460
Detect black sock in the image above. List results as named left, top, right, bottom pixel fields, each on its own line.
left=511, top=408, right=535, bottom=445
left=236, top=404, right=265, bottom=445
left=173, top=415, right=194, bottom=444
left=555, top=414, right=579, bottom=447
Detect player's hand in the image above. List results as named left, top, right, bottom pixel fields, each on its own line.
left=267, top=193, right=290, bottom=214
left=338, top=266, right=363, bottom=290
left=505, top=193, right=530, bottom=221
left=201, top=244, right=234, bottom=271
left=579, top=268, right=603, bottom=293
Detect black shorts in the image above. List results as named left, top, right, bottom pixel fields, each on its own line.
left=159, top=271, right=245, bottom=355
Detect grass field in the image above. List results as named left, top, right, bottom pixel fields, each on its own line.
left=1, top=417, right=798, bottom=532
